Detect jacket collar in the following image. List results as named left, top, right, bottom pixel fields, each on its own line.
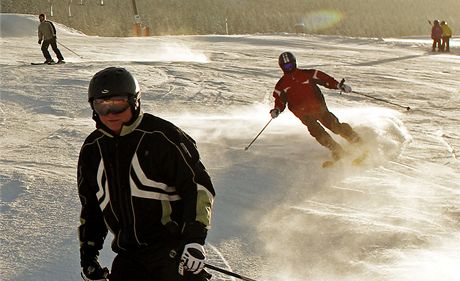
left=97, top=110, right=144, bottom=137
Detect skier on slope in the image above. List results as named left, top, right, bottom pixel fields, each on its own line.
left=269, top=52, right=361, bottom=161
left=440, top=21, right=452, bottom=52
left=37, top=13, right=65, bottom=64
left=430, top=19, right=443, bottom=52
left=77, top=67, right=214, bottom=281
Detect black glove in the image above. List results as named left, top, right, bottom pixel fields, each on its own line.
left=339, top=83, right=352, bottom=93
left=80, top=245, right=108, bottom=281
left=38, top=39, right=42, bottom=44
left=338, top=78, right=352, bottom=93
left=81, top=258, right=109, bottom=281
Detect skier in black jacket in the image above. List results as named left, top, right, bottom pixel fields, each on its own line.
left=37, top=13, right=64, bottom=64
left=78, top=67, right=215, bottom=281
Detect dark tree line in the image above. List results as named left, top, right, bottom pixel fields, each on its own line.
left=2, top=0, right=458, bottom=37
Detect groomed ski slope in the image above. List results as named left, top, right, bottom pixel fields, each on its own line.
left=1, top=13, right=460, bottom=281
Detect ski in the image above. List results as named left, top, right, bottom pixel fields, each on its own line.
left=351, top=150, right=368, bottom=166
left=322, top=150, right=369, bottom=168
left=322, top=160, right=336, bottom=168
left=31, top=62, right=55, bottom=65
left=31, top=61, right=65, bottom=65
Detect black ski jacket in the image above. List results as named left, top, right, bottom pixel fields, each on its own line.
left=77, top=112, right=215, bottom=257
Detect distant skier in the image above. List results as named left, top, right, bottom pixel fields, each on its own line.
left=269, top=52, right=361, bottom=161
left=430, top=19, right=443, bottom=52
left=37, top=13, right=65, bottom=64
left=77, top=67, right=214, bottom=281
left=440, top=21, right=452, bottom=52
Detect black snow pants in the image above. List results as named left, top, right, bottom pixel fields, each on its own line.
left=41, top=37, right=64, bottom=61
left=109, top=244, right=208, bottom=281
left=300, top=111, right=360, bottom=159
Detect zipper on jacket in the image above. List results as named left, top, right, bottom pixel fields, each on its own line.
left=111, top=139, right=136, bottom=248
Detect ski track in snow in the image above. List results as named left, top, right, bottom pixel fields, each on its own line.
left=1, top=13, right=460, bottom=281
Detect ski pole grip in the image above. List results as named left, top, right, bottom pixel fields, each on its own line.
left=338, top=78, right=345, bottom=94
left=169, top=249, right=212, bottom=279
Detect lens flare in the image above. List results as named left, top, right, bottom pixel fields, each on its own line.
left=300, top=10, right=343, bottom=32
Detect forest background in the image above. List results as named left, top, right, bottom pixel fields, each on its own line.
left=2, top=0, right=459, bottom=37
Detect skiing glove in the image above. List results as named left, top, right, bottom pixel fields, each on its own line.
left=81, top=259, right=109, bottom=281
left=38, top=39, right=42, bottom=44
left=179, top=243, right=206, bottom=275
left=339, top=83, right=352, bottom=93
left=270, top=108, right=280, bottom=119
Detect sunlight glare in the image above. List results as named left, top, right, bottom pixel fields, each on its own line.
left=301, top=10, right=343, bottom=32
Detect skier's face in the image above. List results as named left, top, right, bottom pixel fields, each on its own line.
left=97, top=103, right=132, bottom=135
left=39, top=16, right=45, bottom=22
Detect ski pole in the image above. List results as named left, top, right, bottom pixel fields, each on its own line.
left=351, top=90, right=411, bottom=111
left=244, top=118, right=273, bottom=151
left=205, top=263, right=258, bottom=281
left=168, top=249, right=257, bottom=281
left=339, top=79, right=410, bottom=111
left=58, top=41, right=84, bottom=58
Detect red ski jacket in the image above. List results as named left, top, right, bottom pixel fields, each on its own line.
left=431, top=25, right=443, bottom=40
left=272, top=68, right=341, bottom=118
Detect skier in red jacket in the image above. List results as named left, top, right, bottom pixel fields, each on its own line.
left=430, top=19, right=443, bottom=52
left=270, top=52, right=361, bottom=161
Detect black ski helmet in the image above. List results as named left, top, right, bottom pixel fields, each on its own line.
left=88, top=67, right=140, bottom=103
left=278, top=52, right=297, bottom=72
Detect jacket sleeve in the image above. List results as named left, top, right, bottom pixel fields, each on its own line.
left=272, top=79, right=287, bottom=112
left=38, top=25, right=43, bottom=40
left=311, top=69, right=340, bottom=90
left=48, top=21, right=57, bottom=37
left=169, top=128, right=215, bottom=244
left=77, top=144, right=108, bottom=263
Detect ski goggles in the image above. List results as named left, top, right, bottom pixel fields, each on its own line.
left=281, top=62, right=295, bottom=72
left=92, top=96, right=130, bottom=116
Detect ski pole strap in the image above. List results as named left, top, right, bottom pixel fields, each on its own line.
left=205, top=263, right=258, bottom=281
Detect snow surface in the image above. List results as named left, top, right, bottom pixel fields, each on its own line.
left=1, top=13, right=460, bottom=281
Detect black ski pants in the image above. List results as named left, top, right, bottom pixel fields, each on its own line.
left=41, top=38, right=64, bottom=61
left=109, top=245, right=208, bottom=281
left=300, top=111, right=360, bottom=153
